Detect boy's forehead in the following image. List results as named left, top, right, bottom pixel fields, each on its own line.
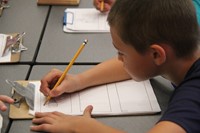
left=110, top=27, right=121, bottom=42
left=110, top=27, right=121, bottom=47
left=110, top=26, right=130, bottom=50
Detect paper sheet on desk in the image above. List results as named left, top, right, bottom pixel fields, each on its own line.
left=30, top=80, right=161, bottom=116
left=0, top=34, right=7, bottom=57
left=0, top=34, right=11, bottom=62
left=63, top=8, right=110, bottom=33
left=0, top=50, right=11, bottom=62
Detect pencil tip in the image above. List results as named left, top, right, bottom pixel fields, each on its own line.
left=43, top=101, right=47, bottom=106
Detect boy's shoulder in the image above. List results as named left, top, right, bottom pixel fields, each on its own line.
left=159, top=59, right=200, bottom=133
left=185, top=58, right=200, bottom=79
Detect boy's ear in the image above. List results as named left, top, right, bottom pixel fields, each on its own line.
left=150, top=44, right=166, bottom=65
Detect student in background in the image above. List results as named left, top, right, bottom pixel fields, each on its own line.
left=93, top=0, right=115, bottom=12
left=31, top=0, right=200, bottom=133
left=0, top=95, right=14, bottom=111
left=94, top=0, right=200, bottom=24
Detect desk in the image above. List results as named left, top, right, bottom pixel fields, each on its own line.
left=0, top=65, right=30, bottom=133
left=36, top=1, right=116, bottom=63
left=9, top=65, right=94, bottom=133
left=9, top=65, right=173, bottom=133
left=0, top=0, right=49, bottom=62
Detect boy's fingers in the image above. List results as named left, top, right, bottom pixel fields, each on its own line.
left=83, top=105, right=93, bottom=118
left=50, top=86, right=64, bottom=97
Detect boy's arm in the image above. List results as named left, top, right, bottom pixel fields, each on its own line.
left=31, top=106, right=187, bottom=133
left=31, top=105, right=186, bottom=133
left=40, top=57, right=131, bottom=97
left=75, top=118, right=125, bottom=133
left=148, top=121, right=186, bottom=133
left=31, top=105, right=125, bottom=133
left=78, top=57, right=131, bottom=89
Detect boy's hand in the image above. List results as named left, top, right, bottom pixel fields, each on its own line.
left=93, top=0, right=115, bottom=12
left=0, top=95, right=14, bottom=111
left=40, top=69, right=82, bottom=98
left=31, top=105, right=93, bottom=133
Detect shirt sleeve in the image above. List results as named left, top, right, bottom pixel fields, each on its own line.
left=193, top=0, right=200, bottom=24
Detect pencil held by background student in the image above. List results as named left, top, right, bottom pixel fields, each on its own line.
left=94, top=0, right=114, bottom=12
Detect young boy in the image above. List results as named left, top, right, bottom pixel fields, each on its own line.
left=31, top=0, right=200, bottom=132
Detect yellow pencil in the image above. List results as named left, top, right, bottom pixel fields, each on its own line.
left=100, top=0, right=104, bottom=11
left=43, top=39, right=88, bottom=106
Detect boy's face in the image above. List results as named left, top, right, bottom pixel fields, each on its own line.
left=110, top=27, right=158, bottom=81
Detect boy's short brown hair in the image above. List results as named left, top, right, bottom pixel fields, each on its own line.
left=108, top=0, right=199, bottom=58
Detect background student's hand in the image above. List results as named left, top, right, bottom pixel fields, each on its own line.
left=40, top=69, right=82, bottom=98
left=0, top=95, right=14, bottom=111
left=93, top=0, right=115, bottom=12
left=31, top=105, right=93, bottom=133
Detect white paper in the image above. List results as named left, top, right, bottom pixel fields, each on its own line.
left=0, top=34, right=8, bottom=57
left=30, top=80, right=161, bottom=116
left=0, top=34, right=11, bottom=62
left=63, top=8, right=110, bottom=33
left=0, top=51, right=11, bottom=62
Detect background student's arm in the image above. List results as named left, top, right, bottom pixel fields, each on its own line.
left=40, top=57, right=131, bottom=98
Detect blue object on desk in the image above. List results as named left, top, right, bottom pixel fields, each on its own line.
left=63, top=11, right=74, bottom=26
left=63, top=12, right=67, bottom=25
